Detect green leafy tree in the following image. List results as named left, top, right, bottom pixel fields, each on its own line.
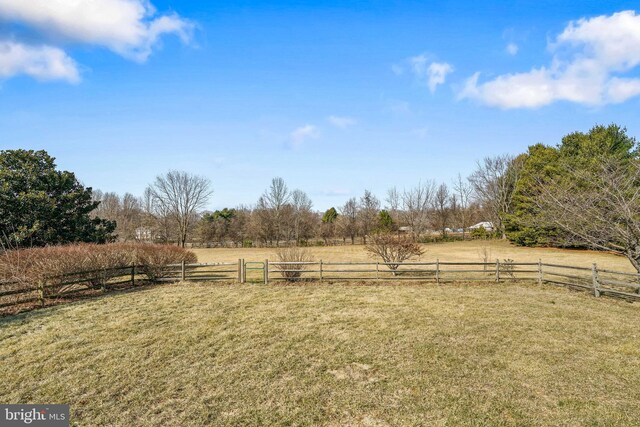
left=320, top=207, right=338, bottom=245
left=321, top=207, right=338, bottom=224
left=199, top=208, right=236, bottom=245
left=376, top=209, right=395, bottom=232
left=0, top=149, right=115, bottom=247
left=504, top=147, right=561, bottom=246
left=506, top=124, right=638, bottom=247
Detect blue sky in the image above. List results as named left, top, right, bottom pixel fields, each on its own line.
left=1, top=0, right=639, bottom=211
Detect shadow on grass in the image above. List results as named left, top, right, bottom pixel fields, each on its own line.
left=0, top=280, right=173, bottom=321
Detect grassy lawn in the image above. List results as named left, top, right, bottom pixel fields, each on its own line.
left=1, top=281, right=639, bottom=426
left=192, top=239, right=636, bottom=272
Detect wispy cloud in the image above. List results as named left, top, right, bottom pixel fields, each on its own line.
left=460, top=10, right=640, bottom=108
left=506, top=42, right=519, bottom=56
left=317, top=188, right=350, bottom=197
left=502, top=27, right=524, bottom=57
left=327, top=115, right=356, bottom=128
left=426, top=62, right=454, bottom=93
left=397, top=53, right=453, bottom=93
left=391, top=64, right=404, bottom=76
left=289, top=124, right=319, bottom=148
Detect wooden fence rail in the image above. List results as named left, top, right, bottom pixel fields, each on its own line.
left=2, top=258, right=639, bottom=313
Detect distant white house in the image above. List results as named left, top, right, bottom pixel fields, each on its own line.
left=469, top=221, right=494, bottom=231
left=135, top=227, right=154, bottom=241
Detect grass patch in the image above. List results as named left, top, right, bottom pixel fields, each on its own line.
left=192, top=239, right=636, bottom=272
left=1, top=282, right=639, bottom=426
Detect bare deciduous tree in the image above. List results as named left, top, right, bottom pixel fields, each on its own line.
left=338, top=197, right=359, bottom=244
left=119, top=193, right=142, bottom=240
left=432, top=183, right=451, bottom=237
left=229, top=205, right=250, bottom=247
left=366, top=233, right=424, bottom=274
left=358, top=190, right=380, bottom=244
left=92, top=190, right=120, bottom=220
left=261, top=177, right=291, bottom=245
left=263, top=177, right=290, bottom=211
left=385, top=186, right=401, bottom=222
left=251, top=197, right=275, bottom=246
left=92, top=191, right=143, bottom=241
left=291, top=189, right=313, bottom=244
left=142, top=186, right=173, bottom=242
left=146, top=170, right=213, bottom=247
left=534, top=157, right=640, bottom=272
left=399, top=181, right=436, bottom=240
left=469, top=154, right=523, bottom=239
left=453, top=173, right=473, bottom=239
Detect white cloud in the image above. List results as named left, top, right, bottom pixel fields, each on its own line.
left=408, top=54, right=453, bottom=92
left=460, top=10, right=640, bottom=108
left=391, top=64, right=404, bottom=75
left=0, top=0, right=193, bottom=62
left=327, top=115, right=356, bottom=128
left=289, top=125, right=319, bottom=148
left=0, top=40, right=79, bottom=82
left=426, top=62, right=453, bottom=92
left=506, top=42, right=519, bottom=55
left=607, top=77, right=640, bottom=103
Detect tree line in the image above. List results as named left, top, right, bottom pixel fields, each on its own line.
left=2, top=123, right=639, bottom=270
left=91, top=176, right=492, bottom=249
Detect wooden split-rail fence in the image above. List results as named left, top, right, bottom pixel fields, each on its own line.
left=1, top=259, right=639, bottom=313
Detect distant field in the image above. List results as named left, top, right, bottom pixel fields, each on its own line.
left=192, top=240, right=635, bottom=272
left=1, top=282, right=639, bottom=426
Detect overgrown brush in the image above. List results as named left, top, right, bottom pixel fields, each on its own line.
left=273, top=247, right=314, bottom=281
left=135, top=244, right=197, bottom=281
left=0, top=243, right=197, bottom=297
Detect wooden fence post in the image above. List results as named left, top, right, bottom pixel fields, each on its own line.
left=592, top=263, right=600, bottom=297
left=264, top=259, right=269, bottom=284
left=319, top=260, right=323, bottom=283
left=376, top=262, right=380, bottom=281
left=181, top=260, right=186, bottom=282
left=537, top=259, right=543, bottom=285
left=101, top=269, right=107, bottom=292
left=495, top=259, right=500, bottom=282
left=241, top=259, right=246, bottom=284
left=38, top=280, right=45, bottom=307
left=436, top=259, right=440, bottom=284
left=237, top=259, right=242, bottom=283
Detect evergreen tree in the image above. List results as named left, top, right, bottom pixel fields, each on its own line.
left=0, top=149, right=115, bottom=247
left=377, top=209, right=395, bottom=232
left=321, top=207, right=338, bottom=223
left=506, top=124, right=638, bottom=246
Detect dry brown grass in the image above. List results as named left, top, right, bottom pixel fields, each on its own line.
left=1, top=281, right=639, bottom=426
left=193, top=240, right=635, bottom=272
